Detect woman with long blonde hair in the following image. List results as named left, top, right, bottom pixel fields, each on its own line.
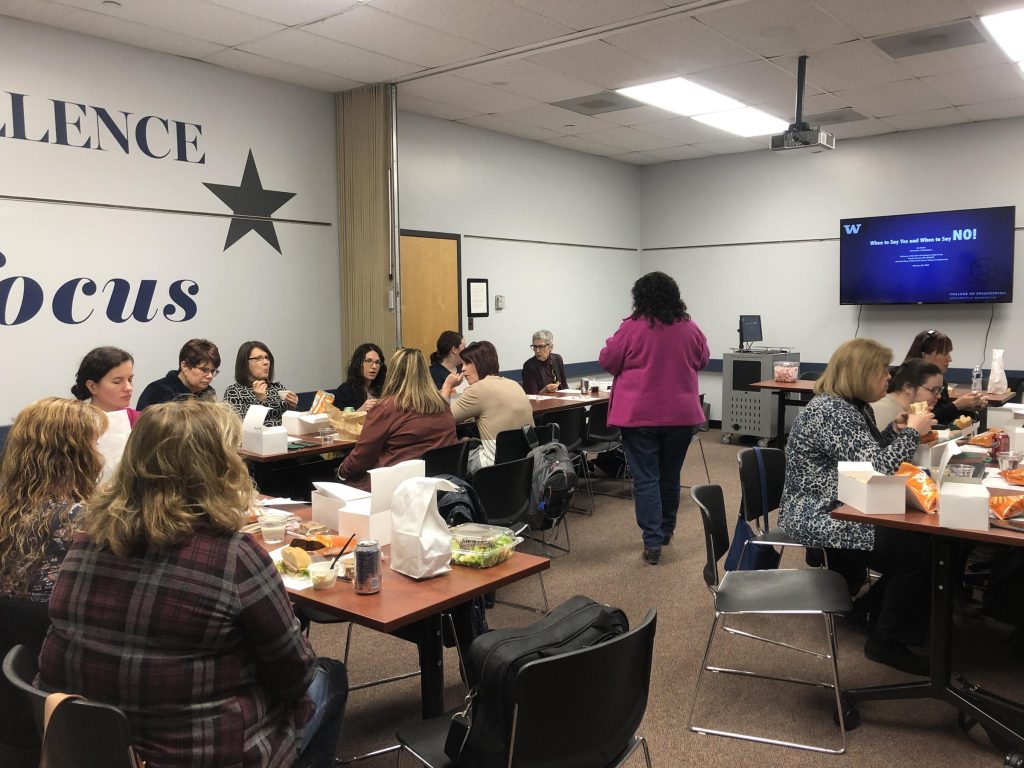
left=0, top=397, right=105, bottom=601
left=338, top=347, right=458, bottom=489
left=39, top=399, right=348, bottom=768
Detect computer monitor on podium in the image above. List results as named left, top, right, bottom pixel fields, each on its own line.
left=739, top=315, right=762, bottom=350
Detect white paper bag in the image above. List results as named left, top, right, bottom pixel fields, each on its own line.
left=989, top=348, right=1008, bottom=394
left=389, top=476, right=458, bottom=580
left=96, top=409, right=132, bottom=484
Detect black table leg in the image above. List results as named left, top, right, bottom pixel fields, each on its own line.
left=776, top=391, right=788, bottom=450
left=394, top=614, right=446, bottom=719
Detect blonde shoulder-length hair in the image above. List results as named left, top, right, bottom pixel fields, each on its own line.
left=86, top=399, right=254, bottom=557
left=378, top=348, right=449, bottom=416
left=0, top=397, right=105, bottom=597
left=815, top=338, right=892, bottom=402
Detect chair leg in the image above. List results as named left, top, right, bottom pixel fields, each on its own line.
left=698, top=436, right=710, bottom=484
left=494, top=571, right=549, bottom=615
left=570, top=452, right=595, bottom=515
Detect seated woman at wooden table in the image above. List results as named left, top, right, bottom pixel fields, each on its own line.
left=871, top=358, right=944, bottom=430
left=338, top=348, right=457, bottom=490
left=224, top=340, right=299, bottom=426
left=521, top=328, right=568, bottom=395
left=904, top=329, right=986, bottom=425
left=0, top=398, right=105, bottom=602
left=334, top=342, right=386, bottom=412
left=39, top=400, right=348, bottom=768
left=71, top=346, right=139, bottom=481
left=441, top=341, right=534, bottom=473
left=779, top=338, right=935, bottom=676
left=136, top=337, right=221, bottom=409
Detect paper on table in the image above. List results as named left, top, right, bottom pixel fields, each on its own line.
left=243, top=404, right=270, bottom=430
left=935, top=440, right=961, bottom=480
left=96, top=409, right=132, bottom=484
left=269, top=546, right=312, bottom=591
left=556, top=389, right=581, bottom=394
left=312, top=482, right=372, bottom=502
left=526, top=395, right=555, bottom=400
left=258, top=497, right=307, bottom=506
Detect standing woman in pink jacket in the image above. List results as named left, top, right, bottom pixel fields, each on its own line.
left=599, top=272, right=710, bottom=565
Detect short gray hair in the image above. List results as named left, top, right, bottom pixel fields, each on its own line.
left=532, top=329, right=554, bottom=346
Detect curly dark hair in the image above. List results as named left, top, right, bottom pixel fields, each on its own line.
left=904, top=329, right=952, bottom=362
left=630, top=271, right=690, bottom=327
left=344, top=343, right=387, bottom=398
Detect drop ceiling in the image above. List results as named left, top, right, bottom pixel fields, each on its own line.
left=3, top=0, right=1024, bottom=165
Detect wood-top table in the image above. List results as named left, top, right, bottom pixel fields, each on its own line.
left=831, top=504, right=1024, bottom=753
left=239, top=435, right=356, bottom=462
left=528, top=389, right=609, bottom=417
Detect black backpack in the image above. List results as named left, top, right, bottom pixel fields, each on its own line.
left=435, top=474, right=488, bottom=526
left=445, top=595, right=629, bottom=767
left=523, top=426, right=577, bottom=531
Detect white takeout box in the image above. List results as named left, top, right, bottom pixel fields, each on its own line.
left=938, top=477, right=989, bottom=531
left=837, top=461, right=906, bottom=515
left=241, top=405, right=288, bottom=456
left=283, top=410, right=329, bottom=435
left=310, top=482, right=382, bottom=542
left=1009, top=427, right=1024, bottom=453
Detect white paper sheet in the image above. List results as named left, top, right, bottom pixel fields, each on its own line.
left=312, top=481, right=372, bottom=502
left=243, top=404, right=270, bottom=431
left=258, top=497, right=307, bottom=506
left=368, top=459, right=425, bottom=514
left=96, top=408, right=132, bottom=484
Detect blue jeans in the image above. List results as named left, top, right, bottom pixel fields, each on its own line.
left=620, top=426, right=695, bottom=549
left=298, top=658, right=348, bottom=768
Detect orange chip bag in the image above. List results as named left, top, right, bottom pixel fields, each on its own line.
left=1000, top=469, right=1024, bottom=487
left=309, top=389, right=335, bottom=415
left=896, top=462, right=938, bottom=514
left=989, top=495, right=1024, bottom=520
left=968, top=429, right=1002, bottom=447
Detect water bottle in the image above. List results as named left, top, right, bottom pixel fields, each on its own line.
left=971, top=365, right=983, bottom=392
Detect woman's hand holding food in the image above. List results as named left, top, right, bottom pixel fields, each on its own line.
left=542, top=382, right=560, bottom=394
left=954, top=392, right=986, bottom=411
left=906, top=411, right=937, bottom=436
left=278, top=389, right=298, bottom=408
left=252, top=379, right=268, bottom=402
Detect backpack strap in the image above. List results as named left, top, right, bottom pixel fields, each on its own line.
left=522, top=425, right=540, bottom=450
left=753, top=446, right=770, bottom=531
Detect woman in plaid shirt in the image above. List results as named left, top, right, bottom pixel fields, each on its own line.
left=39, top=400, right=347, bottom=767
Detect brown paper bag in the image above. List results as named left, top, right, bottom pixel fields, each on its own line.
left=327, top=404, right=366, bottom=439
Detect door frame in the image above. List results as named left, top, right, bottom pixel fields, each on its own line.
left=398, top=229, right=463, bottom=342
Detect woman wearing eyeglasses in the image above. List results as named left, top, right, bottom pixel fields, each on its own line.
left=136, top=338, right=221, bottom=410
left=224, top=341, right=299, bottom=427
left=904, top=329, right=985, bottom=425
left=521, top=329, right=568, bottom=395
left=870, top=358, right=944, bottom=430
left=334, top=343, right=387, bottom=412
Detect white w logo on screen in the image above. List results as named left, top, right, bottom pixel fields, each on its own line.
left=843, top=223, right=862, bottom=234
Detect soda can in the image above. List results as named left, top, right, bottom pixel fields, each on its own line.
left=991, top=432, right=1009, bottom=461
left=354, top=539, right=382, bottom=594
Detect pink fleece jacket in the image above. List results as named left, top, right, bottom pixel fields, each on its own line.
left=598, top=316, right=710, bottom=428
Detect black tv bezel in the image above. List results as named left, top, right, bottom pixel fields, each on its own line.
left=838, top=204, right=1016, bottom=306
left=739, top=314, right=762, bottom=344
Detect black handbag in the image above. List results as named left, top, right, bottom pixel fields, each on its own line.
left=724, top=447, right=781, bottom=571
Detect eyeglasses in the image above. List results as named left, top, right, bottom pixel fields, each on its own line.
left=248, top=355, right=270, bottom=362
left=530, top=343, right=551, bottom=350
left=191, top=365, right=219, bottom=377
left=363, top=358, right=382, bottom=367
left=918, top=385, right=944, bottom=395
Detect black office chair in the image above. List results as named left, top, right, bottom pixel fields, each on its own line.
left=3, top=646, right=142, bottom=768
left=682, top=397, right=712, bottom=490
left=538, top=408, right=594, bottom=514
left=799, top=371, right=822, bottom=381
left=493, top=425, right=554, bottom=465
left=422, top=441, right=469, bottom=479
left=395, top=608, right=657, bottom=768
left=0, top=599, right=50, bottom=768
left=688, top=485, right=852, bottom=754
left=581, top=402, right=632, bottom=499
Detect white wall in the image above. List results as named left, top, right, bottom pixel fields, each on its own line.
left=1, top=17, right=340, bottom=418
left=639, top=119, right=1024, bottom=416
left=397, top=112, right=640, bottom=370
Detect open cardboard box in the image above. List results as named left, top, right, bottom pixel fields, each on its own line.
left=938, top=476, right=989, bottom=531
left=837, top=461, right=906, bottom=515
left=240, top=405, right=288, bottom=456
left=282, top=410, right=329, bottom=435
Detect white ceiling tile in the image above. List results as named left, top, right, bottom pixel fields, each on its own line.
left=53, top=0, right=283, bottom=46
left=368, top=0, right=573, bottom=50
left=958, top=96, right=1024, bottom=120
left=572, top=125, right=680, bottom=150
left=827, top=118, right=897, bottom=139
left=921, top=62, right=1024, bottom=105
left=399, top=74, right=539, bottom=113
left=239, top=28, right=422, bottom=81
left=0, top=0, right=226, bottom=58
left=610, top=151, right=663, bottom=164
left=643, top=144, right=714, bottom=161
left=883, top=106, right=969, bottom=129
left=773, top=41, right=913, bottom=92
left=602, top=14, right=759, bottom=74
left=397, top=93, right=483, bottom=120
left=964, top=0, right=1024, bottom=13
left=691, top=136, right=764, bottom=154
left=812, top=0, right=972, bottom=38
left=757, top=92, right=847, bottom=120
left=836, top=78, right=952, bottom=117
left=695, top=0, right=858, bottom=58
left=633, top=116, right=727, bottom=143
left=689, top=60, right=821, bottom=106
left=493, top=103, right=612, bottom=134
left=206, top=0, right=360, bottom=27
left=544, top=134, right=624, bottom=155
left=456, top=59, right=602, bottom=102
left=305, top=6, right=492, bottom=68
left=512, top=0, right=668, bottom=31
left=597, top=104, right=679, bottom=125
left=525, top=40, right=673, bottom=90
left=458, top=114, right=563, bottom=141
left=204, top=48, right=362, bottom=91
left=895, top=40, right=1007, bottom=77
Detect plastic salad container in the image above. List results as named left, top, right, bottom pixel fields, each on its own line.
left=449, top=523, right=521, bottom=568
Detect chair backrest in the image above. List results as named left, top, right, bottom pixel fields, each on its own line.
left=798, top=371, right=821, bottom=381
left=494, top=426, right=554, bottom=465
left=584, top=402, right=620, bottom=442
left=736, top=447, right=785, bottom=523
left=422, top=441, right=468, bottom=478
left=3, top=646, right=139, bottom=768
left=0, top=598, right=51, bottom=754
left=508, top=609, right=657, bottom=768
left=690, top=485, right=730, bottom=590
left=538, top=408, right=584, bottom=452
left=471, top=455, right=535, bottom=529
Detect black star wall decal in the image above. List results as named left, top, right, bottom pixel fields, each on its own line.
left=203, top=150, right=296, bottom=253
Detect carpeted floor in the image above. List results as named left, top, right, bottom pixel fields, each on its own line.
left=312, top=429, right=1023, bottom=766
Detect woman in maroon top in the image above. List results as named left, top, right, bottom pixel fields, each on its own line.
left=339, top=347, right=458, bottom=489
left=39, top=400, right=347, bottom=768
left=599, top=272, right=709, bottom=565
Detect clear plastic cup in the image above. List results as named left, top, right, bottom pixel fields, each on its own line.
left=318, top=427, right=336, bottom=445
left=309, top=561, right=339, bottom=590
left=997, top=451, right=1022, bottom=471
left=259, top=512, right=289, bottom=544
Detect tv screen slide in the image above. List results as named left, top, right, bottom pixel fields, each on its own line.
left=839, top=205, right=1015, bottom=305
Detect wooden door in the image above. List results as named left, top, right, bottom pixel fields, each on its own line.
left=399, top=233, right=460, bottom=357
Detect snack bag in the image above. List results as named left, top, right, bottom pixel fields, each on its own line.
left=968, top=429, right=1001, bottom=447
left=1000, top=468, right=1024, bottom=487
left=896, top=462, right=938, bottom=514
left=310, top=389, right=335, bottom=415
left=990, top=495, right=1024, bottom=520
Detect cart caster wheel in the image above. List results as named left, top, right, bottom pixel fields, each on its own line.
left=756, top=438, right=771, bottom=448
left=835, top=697, right=860, bottom=730
left=1005, top=751, right=1024, bottom=768
left=721, top=434, right=732, bottom=445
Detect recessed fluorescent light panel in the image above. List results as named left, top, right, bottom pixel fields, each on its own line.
left=617, top=77, right=787, bottom=137
left=981, top=9, right=1024, bottom=64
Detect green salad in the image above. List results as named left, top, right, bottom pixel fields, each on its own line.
left=451, top=533, right=517, bottom=568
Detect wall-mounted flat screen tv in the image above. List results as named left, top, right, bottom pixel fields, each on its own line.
left=839, top=205, right=1015, bottom=305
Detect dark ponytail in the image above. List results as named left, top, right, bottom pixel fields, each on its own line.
left=73, top=347, right=134, bottom=400
left=431, top=330, right=463, bottom=366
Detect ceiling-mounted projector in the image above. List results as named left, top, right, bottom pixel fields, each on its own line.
left=771, top=55, right=835, bottom=153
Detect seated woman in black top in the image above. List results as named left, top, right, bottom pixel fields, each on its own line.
left=521, top=329, right=567, bottom=395
left=429, top=330, right=464, bottom=389
left=136, top=338, right=220, bottom=410
left=334, top=343, right=386, bottom=411
left=904, top=329, right=985, bottom=425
